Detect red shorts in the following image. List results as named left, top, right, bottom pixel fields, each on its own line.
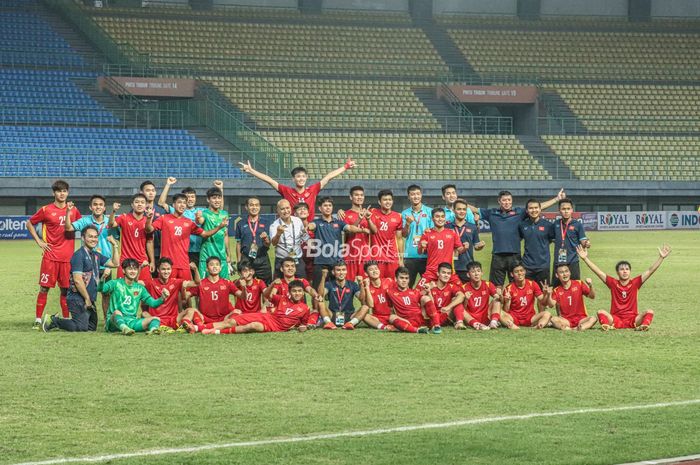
left=508, top=311, right=534, bottom=327
left=39, top=257, right=71, bottom=288
left=372, top=312, right=392, bottom=326
left=156, top=315, right=179, bottom=329
left=234, top=313, right=283, bottom=332
left=202, top=304, right=235, bottom=324
left=116, top=265, right=153, bottom=283
left=397, top=312, right=428, bottom=329
left=345, top=262, right=366, bottom=282
left=612, top=314, right=637, bottom=329
left=561, top=314, right=587, bottom=328
left=467, top=308, right=489, bottom=325
left=437, top=312, right=453, bottom=326
left=170, top=267, right=192, bottom=280
left=418, top=270, right=462, bottom=288
left=378, top=261, right=398, bottom=280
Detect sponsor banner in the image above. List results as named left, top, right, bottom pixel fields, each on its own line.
left=98, top=77, right=196, bottom=98
left=540, top=212, right=597, bottom=231
left=0, top=216, right=32, bottom=239
left=439, top=85, right=538, bottom=104
left=598, top=211, right=668, bottom=231
left=666, top=211, right=700, bottom=229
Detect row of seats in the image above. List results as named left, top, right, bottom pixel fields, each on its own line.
left=542, top=135, right=700, bottom=180
left=262, top=132, right=550, bottom=180
left=437, top=14, right=700, bottom=31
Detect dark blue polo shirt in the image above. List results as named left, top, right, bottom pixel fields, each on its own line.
left=447, top=221, right=480, bottom=271
left=310, top=217, right=348, bottom=266
left=234, top=216, right=270, bottom=258
left=325, top=279, right=360, bottom=316
left=479, top=207, right=527, bottom=254
left=553, top=218, right=588, bottom=265
left=518, top=217, right=555, bottom=271
left=68, top=246, right=109, bottom=304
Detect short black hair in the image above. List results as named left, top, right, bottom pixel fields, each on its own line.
left=407, top=184, right=422, bottom=194
left=181, top=187, right=196, bottom=196
left=281, top=257, right=297, bottom=268
left=89, top=194, right=106, bottom=204
left=377, top=189, right=393, bottom=200
left=206, top=256, right=221, bottom=265
left=172, top=193, right=187, bottom=203
left=246, top=196, right=261, bottom=206
left=432, top=207, right=446, bottom=217
left=288, top=279, right=304, bottom=291
left=559, top=198, right=574, bottom=208
left=453, top=198, right=468, bottom=208
left=333, top=260, right=347, bottom=269
left=121, top=258, right=140, bottom=270
left=441, top=184, right=456, bottom=195
left=293, top=202, right=309, bottom=212
left=466, top=261, right=482, bottom=272
left=349, top=185, right=364, bottom=195
left=525, top=198, right=541, bottom=208
left=615, top=260, right=632, bottom=272
left=437, top=262, right=452, bottom=272
left=139, top=180, right=155, bottom=191
left=132, top=193, right=147, bottom=202
left=52, top=180, right=69, bottom=192
left=510, top=261, right=526, bottom=273
left=319, top=196, right=334, bottom=206
left=555, top=263, right=570, bottom=272
left=395, top=266, right=410, bottom=278
left=498, top=190, right=512, bottom=200
left=206, top=187, right=223, bottom=199
left=290, top=167, right=307, bottom=177
left=81, top=224, right=98, bottom=236
left=238, top=261, right=254, bottom=273
left=156, top=257, right=173, bottom=268
left=363, top=260, right=379, bottom=272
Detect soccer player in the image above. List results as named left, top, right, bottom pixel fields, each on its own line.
left=41, top=226, right=120, bottom=332
left=552, top=198, right=590, bottom=287
left=180, top=256, right=243, bottom=333
left=401, top=184, right=432, bottom=287
left=448, top=199, right=485, bottom=283
left=473, top=189, right=565, bottom=289
left=519, top=198, right=555, bottom=286
left=234, top=196, right=272, bottom=284
left=386, top=267, right=439, bottom=334
left=360, top=261, right=397, bottom=331
left=66, top=195, right=113, bottom=317
left=145, top=193, right=228, bottom=280
left=368, top=189, right=404, bottom=279
left=143, top=258, right=200, bottom=331
left=28, top=180, right=81, bottom=326
left=426, top=263, right=466, bottom=330
left=99, top=258, right=167, bottom=336
left=196, top=186, right=232, bottom=280
left=317, top=262, right=369, bottom=330
left=270, top=199, right=309, bottom=278
left=546, top=263, right=597, bottom=331
left=139, top=180, right=167, bottom=265
left=239, top=157, right=356, bottom=220
left=308, top=197, right=367, bottom=293
left=336, top=186, right=372, bottom=281
left=577, top=244, right=670, bottom=331
left=417, top=207, right=466, bottom=287
left=262, top=257, right=321, bottom=313
left=109, top=195, right=154, bottom=283
left=462, top=261, right=501, bottom=330
left=202, top=280, right=311, bottom=334
left=501, top=262, right=553, bottom=330
left=232, top=262, right=267, bottom=314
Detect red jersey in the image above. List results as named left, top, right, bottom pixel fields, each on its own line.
left=189, top=277, right=239, bottom=321
left=270, top=294, right=310, bottom=330
left=423, top=228, right=462, bottom=272
left=234, top=278, right=267, bottom=313
left=506, top=279, right=542, bottom=321
left=343, top=209, right=370, bottom=263
left=152, top=214, right=203, bottom=270
left=368, top=278, right=394, bottom=317
left=146, top=277, right=184, bottom=320
left=463, top=280, right=498, bottom=314
left=277, top=183, right=321, bottom=219
left=430, top=282, right=463, bottom=310
left=30, top=203, right=81, bottom=262
left=271, top=277, right=312, bottom=299
left=115, top=213, right=149, bottom=263
left=553, top=280, right=590, bottom=321
left=605, top=275, right=643, bottom=319
left=387, top=286, right=423, bottom=319
left=369, top=208, right=402, bottom=262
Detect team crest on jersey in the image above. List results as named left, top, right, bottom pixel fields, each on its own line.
left=333, top=224, right=339, bottom=228
left=204, top=286, right=210, bottom=291
left=569, top=226, right=575, bottom=230
left=220, top=285, right=226, bottom=290
left=572, top=286, right=578, bottom=292
left=466, top=228, right=472, bottom=233
left=168, top=220, right=174, bottom=224
left=538, top=226, right=545, bottom=231
left=526, top=290, right=533, bottom=295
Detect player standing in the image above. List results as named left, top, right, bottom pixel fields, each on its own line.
left=462, top=261, right=501, bottom=330
left=448, top=199, right=484, bottom=283
left=108, top=194, right=154, bottom=283
left=368, top=189, right=404, bottom=279
left=196, top=186, right=232, bottom=280
left=139, top=180, right=167, bottom=266
left=337, top=186, right=372, bottom=281
left=401, top=184, right=432, bottom=287
left=28, top=180, right=81, bottom=327
left=546, top=263, right=597, bottom=331
left=417, top=208, right=466, bottom=287
left=501, top=262, right=553, bottom=330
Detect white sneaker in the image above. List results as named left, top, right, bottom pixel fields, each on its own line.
left=474, top=322, right=490, bottom=331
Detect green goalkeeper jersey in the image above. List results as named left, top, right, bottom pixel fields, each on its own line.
left=99, top=278, right=163, bottom=320
left=199, top=209, right=229, bottom=274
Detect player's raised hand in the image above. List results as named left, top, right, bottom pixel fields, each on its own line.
left=321, top=268, right=329, bottom=277
left=336, top=209, right=346, bottom=221
left=260, top=231, right=269, bottom=240
left=189, top=262, right=198, bottom=271
left=112, top=202, right=121, bottom=212
left=213, top=180, right=224, bottom=189
left=345, top=156, right=356, bottom=169
left=581, top=239, right=591, bottom=249
left=307, top=222, right=316, bottom=232
left=195, top=209, right=203, bottom=221
left=141, top=260, right=150, bottom=269
left=166, top=177, right=177, bottom=186
left=276, top=224, right=287, bottom=235
left=66, top=201, right=74, bottom=211
left=658, top=244, right=672, bottom=258
left=238, top=161, right=252, bottom=173
left=420, top=239, right=428, bottom=249
left=540, top=281, right=552, bottom=294
left=273, top=278, right=282, bottom=285
left=576, top=244, right=588, bottom=259
left=364, top=208, right=372, bottom=219
left=362, top=277, right=370, bottom=288
left=220, top=217, right=229, bottom=229
left=149, top=261, right=155, bottom=273
left=239, top=278, right=247, bottom=288
left=145, top=206, right=154, bottom=218
left=503, top=288, right=511, bottom=302
left=557, top=188, right=566, bottom=200
left=405, top=215, right=415, bottom=225
left=107, top=236, right=118, bottom=246
left=161, top=288, right=170, bottom=298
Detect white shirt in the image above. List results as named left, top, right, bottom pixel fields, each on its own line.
left=269, top=216, right=308, bottom=259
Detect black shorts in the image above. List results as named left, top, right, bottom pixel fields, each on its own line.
left=404, top=258, right=427, bottom=287
left=525, top=268, right=550, bottom=287
left=489, top=253, right=521, bottom=287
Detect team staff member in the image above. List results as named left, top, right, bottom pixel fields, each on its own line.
left=552, top=198, right=590, bottom=286
left=235, top=196, right=272, bottom=284
left=518, top=199, right=555, bottom=286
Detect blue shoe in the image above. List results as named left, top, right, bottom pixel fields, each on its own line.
left=431, top=325, right=443, bottom=335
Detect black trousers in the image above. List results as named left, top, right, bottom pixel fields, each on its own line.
left=489, top=253, right=521, bottom=287
left=55, top=300, right=98, bottom=332
left=525, top=268, right=550, bottom=287
left=404, top=258, right=427, bottom=288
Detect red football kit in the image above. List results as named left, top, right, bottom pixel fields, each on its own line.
left=343, top=209, right=370, bottom=280
left=419, top=228, right=463, bottom=285
left=506, top=279, right=543, bottom=327
left=369, top=208, right=402, bottom=278
left=368, top=277, right=395, bottom=325
left=152, top=214, right=203, bottom=278
left=387, top=286, right=425, bottom=328
left=265, top=277, right=312, bottom=310
left=234, top=294, right=310, bottom=332
left=30, top=203, right=81, bottom=288
left=463, top=280, right=498, bottom=324
left=189, top=277, right=239, bottom=323
left=429, top=282, right=465, bottom=326
left=277, top=183, right=321, bottom=219
left=605, top=275, right=643, bottom=328
left=146, top=277, right=184, bottom=328
left=115, top=213, right=153, bottom=281
left=552, top=280, right=591, bottom=327
left=234, top=278, right=267, bottom=313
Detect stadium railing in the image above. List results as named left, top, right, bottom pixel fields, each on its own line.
left=538, top=117, right=700, bottom=135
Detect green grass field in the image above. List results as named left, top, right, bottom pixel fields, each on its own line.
left=1, top=231, right=699, bottom=465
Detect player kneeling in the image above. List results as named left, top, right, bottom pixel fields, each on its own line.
left=360, top=260, right=398, bottom=331
left=501, top=262, right=552, bottom=330
left=577, top=244, right=670, bottom=331
left=202, top=280, right=310, bottom=334
left=462, top=261, right=501, bottom=330
left=426, top=262, right=467, bottom=330
left=100, top=259, right=167, bottom=336
left=386, top=267, right=439, bottom=334
left=546, top=263, right=597, bottom=331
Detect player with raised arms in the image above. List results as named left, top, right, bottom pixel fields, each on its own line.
left=500, top=262, right=553, bottom=330
left=545, top=263, right=597, bottom=331
left=232, top=262, right=268, bottom=314
left=577, top=244, right=670, bottom=331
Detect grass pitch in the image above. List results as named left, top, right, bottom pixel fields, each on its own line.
left=1, top=231, right=698, bottom=465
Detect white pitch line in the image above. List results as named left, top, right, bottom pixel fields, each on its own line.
left=615, top=454, right=700, bottom=465
left=12, top=399, right=700, bottom=465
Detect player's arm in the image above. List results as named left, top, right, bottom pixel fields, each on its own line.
left=319, top=156, right=355, bottom=189
left=363, top=280, right=374, bottom=308
left=108, top=202, right=120, bottom=229
left=64, top=202, right=77, bottom=232
left=184, top=262, right=201, bottom=287
left=104, top=237, right=121, bottom=269
left=576, top=245, right=606, bottom=282
left=641, top=244, right=671, bottom=283
left=577, top=222, right=591, bottom=248
left=540, top=188, right=566, bottom=211
left=158, top=177, right=176, bottom=211
left=224, top=234, right=232, bottom=267
left=144, top=208, right=155, bottom=233
left=271, top=222, right=287, bottom=246
left=473, top=229, right=485, bottom=251
left=443, top=291, right=465, bottom=312
left=199, top=217, right=228, bottom=239
left=213, top=180, right=224, bottom=209
left=401, top=213, right=413, bottom=238
left=502, top=287, right=512, bottom=312
left=344, top=223, right=367, bottom=234
left=537, top=283, right=552, bottom=306
left=27, top=209, right=50, bottom=252
left=367, top=211, right=378, bottom=234
left=238, top=160, right=280, bottom=191
left=140, top=287, right=166, bottom=308
left=263, top=279, right=280, bottom=301
left=355, top=277, right=367, bottom=304
left=146, top=237, right=155, bottom=272
left=396, top=229, right=405, bottom=267
left=585, top=278, right=596, bottom=300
